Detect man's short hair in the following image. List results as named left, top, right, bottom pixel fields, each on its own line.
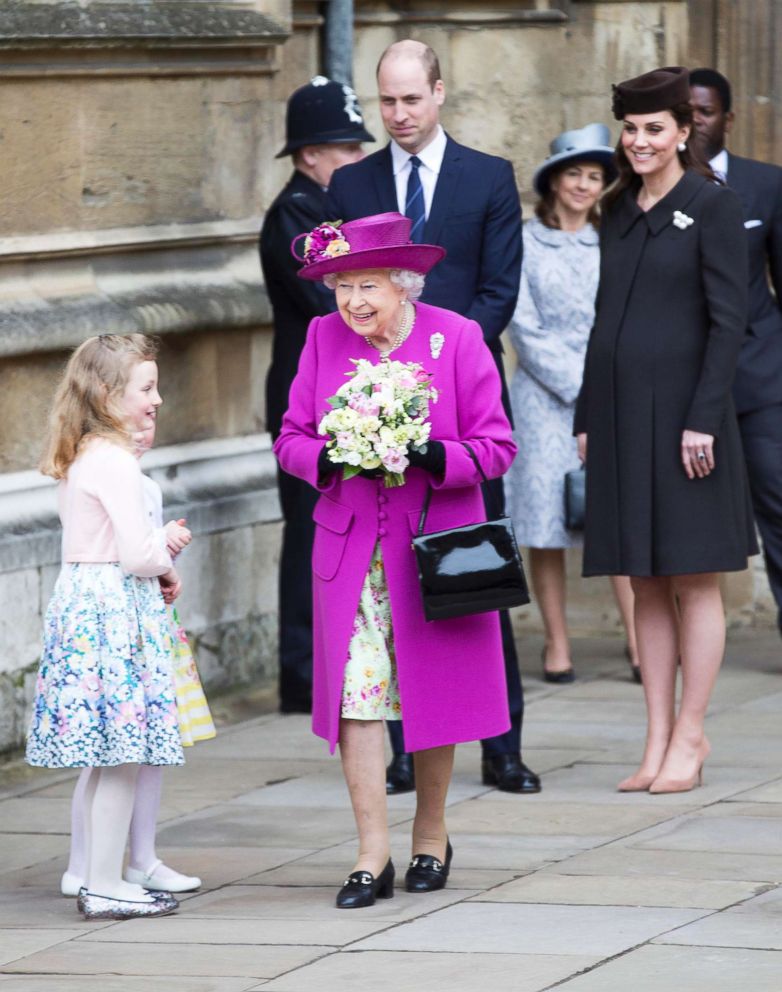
left=690, top=68, right=732, bottom=113
left=376, top=42, right=442, bottom=91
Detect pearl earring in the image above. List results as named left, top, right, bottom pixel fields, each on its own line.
left=678, top=141, right=687, bottom=153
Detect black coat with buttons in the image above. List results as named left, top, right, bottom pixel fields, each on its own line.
left=574, top=170, right=758, bottom=577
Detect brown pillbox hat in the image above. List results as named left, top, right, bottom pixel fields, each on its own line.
left=611, top=66, right=691, bottom=120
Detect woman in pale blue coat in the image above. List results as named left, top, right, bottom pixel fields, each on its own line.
left=508, top=124, right=639, bottom=683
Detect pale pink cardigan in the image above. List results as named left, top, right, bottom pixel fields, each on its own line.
left=59, top=439, right=172, bottom=577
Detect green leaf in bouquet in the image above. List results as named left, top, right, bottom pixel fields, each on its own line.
left=326, top=395, right=346, bottom=409
left=342, top=464, right=363, bottom=480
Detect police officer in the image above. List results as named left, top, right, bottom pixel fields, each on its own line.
left=261, top=77, right=375, bottom=712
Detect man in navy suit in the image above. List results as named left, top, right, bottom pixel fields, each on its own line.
left=328, top=40, right=540, bottom=795
left=690, top=68, right=782, bottom=636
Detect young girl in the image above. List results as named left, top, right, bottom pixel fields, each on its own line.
left=60, top=424, right=215, bottom=899
left=26, top=334, right=184, bottom=920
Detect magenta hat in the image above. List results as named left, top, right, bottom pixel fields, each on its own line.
left=292, top=212, right=446, bottom=281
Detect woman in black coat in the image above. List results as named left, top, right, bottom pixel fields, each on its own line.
left=575, top=67, right=756, bottom=794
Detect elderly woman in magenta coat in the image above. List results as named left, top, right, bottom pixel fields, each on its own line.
left=274, top=212, right=514, bottom=909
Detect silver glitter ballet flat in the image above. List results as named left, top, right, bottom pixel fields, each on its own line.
left=77, top=887, right=179, bottom=920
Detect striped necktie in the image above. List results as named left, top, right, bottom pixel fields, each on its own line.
left=405, top=155, right=425, bottom=243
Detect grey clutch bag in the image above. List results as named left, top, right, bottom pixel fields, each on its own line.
left=564, top=467, right=586, bottom=531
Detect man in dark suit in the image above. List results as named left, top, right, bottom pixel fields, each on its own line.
left=261, top=77, right=374, bottom=713
left=328, top=40, right=540, bottom=795
left=690, top=68, right=782, bottom=636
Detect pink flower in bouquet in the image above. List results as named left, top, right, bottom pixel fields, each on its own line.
left=348, top=392, right=380, bottom=417
left=381, top=448, right=409, bottom=473
left=414, top=368, right=432, bottom=383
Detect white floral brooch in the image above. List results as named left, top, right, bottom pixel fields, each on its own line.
left=672, top=210, right=694, bottom=230
left=430, top=333, right=445, bottom=359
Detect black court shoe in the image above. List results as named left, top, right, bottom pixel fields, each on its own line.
left=335, top=859, right=395, bottom=909
left=405, top=840, right=453, bottom=893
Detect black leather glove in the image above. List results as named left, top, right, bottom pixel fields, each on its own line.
left=317, top=446, right=339, bottom=481
left=407, top=441, right=446, bottom=475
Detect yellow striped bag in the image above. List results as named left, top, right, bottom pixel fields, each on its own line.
left=168, top=606, right=216, bottom=746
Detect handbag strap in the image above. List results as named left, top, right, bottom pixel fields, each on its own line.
left=416, top=442, right=499, bottom=537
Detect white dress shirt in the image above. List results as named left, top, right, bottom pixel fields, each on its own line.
left=390, top=125, right=447, bottom=220
left=709, top=148, right=728, bottom=183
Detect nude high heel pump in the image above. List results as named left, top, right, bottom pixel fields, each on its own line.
left=648, top=741, right=710, bottom=795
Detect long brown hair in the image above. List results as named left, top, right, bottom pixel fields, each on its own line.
left=602, top=102, right=716, bottom=213
left=535, top=162, right=605, bottom=231
left=40, top=333, right=158, bottom=479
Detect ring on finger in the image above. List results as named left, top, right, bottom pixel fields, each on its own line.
left=697, top=451, right=706, bottom=461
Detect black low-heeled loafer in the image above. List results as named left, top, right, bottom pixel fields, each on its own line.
left=405, top=840, right=453, bottom=893
left=335, top=859, right=395, bottom=909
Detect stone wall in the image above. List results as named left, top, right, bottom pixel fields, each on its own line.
left=0, top=0, right=776, bottom=753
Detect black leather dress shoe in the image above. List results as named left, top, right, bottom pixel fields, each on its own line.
left=279, top=697, right=312, bottom=714
left=386, top=753, right=415, bottom=794
left=482, top=754, right=542, bottom=794
left=335, top=859, right=394, bottom=909
left=405, top=840, right=452, bottom=892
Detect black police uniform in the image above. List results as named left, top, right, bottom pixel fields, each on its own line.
left=261, top=78, right=374, bottom=711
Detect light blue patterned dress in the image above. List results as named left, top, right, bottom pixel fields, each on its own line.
left=506, top=217, right=600, bottom=548
left=26, top=444, right=184, bottom=769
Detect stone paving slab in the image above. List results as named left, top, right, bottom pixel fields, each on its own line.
left=631, top=814, right=782, bottom=854
left=0, top=797, right=71, bottom=835
left=262, top=950, right=602, bottom=992
left=730, top=778, right=782, bottom=802
left=0, top=834, right=67, bottom=874
left=550, top=844, right=782, bottom=883
left=1, top=631, right=781, bottom=990
left=182, top=884, right=472, bottom=923
left=469, top=872, right=764, bottom=909
left=0, top=979, right=258, bottom=992
left=0, top=929, right=82, bottom=967
left=2, top=941, right=328, bottom=979
left=534, top=762, right=772, bottom=806
left=77, top=916, right=393, bottom=947
left=552, top=944, right=782, bottom=991
left=452, top=796, right=680, bottom=839
left=155, top=805, right=359, bottom=849
left=350, top=902, right=707, bottom=956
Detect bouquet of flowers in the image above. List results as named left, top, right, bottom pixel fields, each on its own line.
left=318, top=358, right=438, bottom=487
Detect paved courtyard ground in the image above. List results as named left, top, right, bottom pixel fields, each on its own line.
left=1, top=631, right=780, bottom=991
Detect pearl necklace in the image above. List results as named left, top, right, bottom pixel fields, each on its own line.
left=365, top=301, right=415, bottom=356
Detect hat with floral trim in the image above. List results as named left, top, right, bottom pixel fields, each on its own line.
left=292, top=212, right=446, bottom=281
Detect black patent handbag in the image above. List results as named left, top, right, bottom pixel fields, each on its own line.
left=564, top=466, right=586, bottom=531
left=411, top=443, right=531, bottom=622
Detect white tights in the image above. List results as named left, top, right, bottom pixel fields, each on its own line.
left=67, top=764, right=165, bottom=898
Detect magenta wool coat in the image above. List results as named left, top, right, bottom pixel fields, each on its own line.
left=274, top=303, right=516, bottom=753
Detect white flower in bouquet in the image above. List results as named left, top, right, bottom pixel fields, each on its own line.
left=318, top=358, right=439, bottom=487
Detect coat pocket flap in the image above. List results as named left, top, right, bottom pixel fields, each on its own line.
left=313, top=496, right=354, bottom=534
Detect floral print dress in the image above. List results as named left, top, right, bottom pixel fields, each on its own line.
left=26, top=562, right=185, bottom=768
left=341, top=544, right=402, bottom=721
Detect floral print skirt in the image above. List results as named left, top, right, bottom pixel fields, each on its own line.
left=341, top=544, right=402, bottom=721
left=26, top=563, right=185, bottom=769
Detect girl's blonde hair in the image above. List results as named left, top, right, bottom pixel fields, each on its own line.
left=40, top=333, right=158, bottom=479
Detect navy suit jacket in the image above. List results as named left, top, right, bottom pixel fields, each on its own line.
left=726, top=152, right=782, bottom=413
left=326, top=136, right=522, bottom=353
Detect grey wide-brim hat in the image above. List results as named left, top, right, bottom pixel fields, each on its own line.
left=532, top=123, right=617, bottom=196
